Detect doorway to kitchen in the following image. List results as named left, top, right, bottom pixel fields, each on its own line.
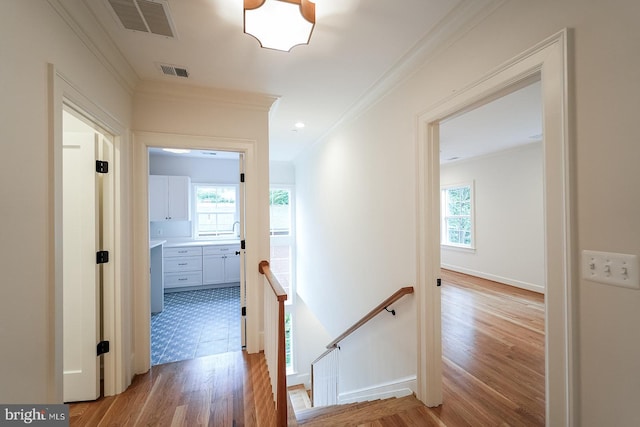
left=148, top=147, right=246, bottom=366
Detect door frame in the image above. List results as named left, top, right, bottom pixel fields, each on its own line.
left=132, top=131, right=261, bottom=374
left=50, top=65, right=124, bottom=400
left=415, top=30, right=575, bottom=425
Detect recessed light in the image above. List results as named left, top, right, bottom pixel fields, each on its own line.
left=163, top=148, right=191, bottom=154
left=294, top=122, right=305, bottom=129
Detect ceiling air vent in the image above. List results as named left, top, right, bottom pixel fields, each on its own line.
left=107, top=0, right=176, bottom=37
left=159, top=63, right=189, bottom=78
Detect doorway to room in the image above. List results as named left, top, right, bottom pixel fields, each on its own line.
left=147, top=147, right=246, bottom=366
left=438, top=79, right=546, bottom=424
left=415, top=31, right=573, bottom=424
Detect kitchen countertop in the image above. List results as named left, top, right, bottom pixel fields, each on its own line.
left=162, top=239, right=241, bottom=248
left=149, top=239, right=167, bottom=249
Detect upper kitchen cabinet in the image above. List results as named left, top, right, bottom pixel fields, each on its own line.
left=149, top=175, right=191, bottom=221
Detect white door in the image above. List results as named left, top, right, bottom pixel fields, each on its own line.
left=62, top=110, right=100, bottom=402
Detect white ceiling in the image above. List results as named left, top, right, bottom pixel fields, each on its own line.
left=440, top=80, right=542, bottom=164
left=72, top=0, right=536, bottom=162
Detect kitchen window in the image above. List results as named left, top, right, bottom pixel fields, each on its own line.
left=441, top=182, right=475, bottom=249
left=193, top=184, right=239, bottom=238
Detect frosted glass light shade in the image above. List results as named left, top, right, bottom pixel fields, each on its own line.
left=244, top=0, right=315, bottom=52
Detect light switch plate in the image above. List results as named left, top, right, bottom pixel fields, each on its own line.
left=582, top=250, right=639, bottom=289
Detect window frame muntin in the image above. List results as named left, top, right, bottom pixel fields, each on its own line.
left=440, top=181, right=475, bottom=250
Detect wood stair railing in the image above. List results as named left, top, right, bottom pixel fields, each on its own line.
left=311, top=286, right=414, bottom=407
left=325, top=286, right=414, bottom=349
left=259, top=260, right=288, bottom=427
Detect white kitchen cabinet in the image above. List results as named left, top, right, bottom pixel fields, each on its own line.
left=202, top=254, right=225, bottom=284
left=203, top=244, right=241, bottom=285
left=149, top=175, right=191, bottom=221
left=164, top=246, right=202, bottom=289
left=224, top=251, right=241, bottom=283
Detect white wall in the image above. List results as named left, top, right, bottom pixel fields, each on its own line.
left=295, top=100, right=418, bottom=394
left=0, top=0, right=134, bottom=403
left=149, top=155, right=240, bottom=184
left=295, top=1, right=640, bottom=424
left=270, top=161, right=296, bottom=185
left=441, top=143, right=545, bottom=293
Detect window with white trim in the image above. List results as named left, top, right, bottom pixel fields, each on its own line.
left=193, top=184, right=238, bottom=238
left=441, top=183, right=475, bottom=248
left=269, top=186, right=295, bottom=373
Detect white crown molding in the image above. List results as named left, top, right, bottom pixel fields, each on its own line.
left=297, top=0, right=506, bottom=161
left=47, top=0, right=139, bottom=94
left=134, top=80, right=279, bottom=112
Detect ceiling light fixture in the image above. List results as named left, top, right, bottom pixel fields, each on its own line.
left=243, top=0, right=316, bottom=52
left=162, top=148, right=191, bottom=154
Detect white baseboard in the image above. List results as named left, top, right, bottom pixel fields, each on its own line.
left=441, top=264, right=545, bottom=294
left=287, top=372, right=311, bottom=390
left=338, top=376, right=416, bottom=404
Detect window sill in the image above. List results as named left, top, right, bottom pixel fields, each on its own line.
left=441, top=244, right=476, bottom=253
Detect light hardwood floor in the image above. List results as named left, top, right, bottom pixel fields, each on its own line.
left=432, top=269, right=546, bottom=426
left=69, top=270, right=545, bottom=426
left=69, top=351, right=276, bottom=426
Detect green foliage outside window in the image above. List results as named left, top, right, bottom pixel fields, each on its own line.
left=269, top=189, right=289, bottom=206
left=442, top=185, right=473, bottom=247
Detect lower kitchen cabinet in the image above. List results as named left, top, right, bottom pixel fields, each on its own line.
left=164, top=243, right=240, bottom=290
left=163, top=246, right=203, bottom=290
left=203, top=245, right=241, bottom=285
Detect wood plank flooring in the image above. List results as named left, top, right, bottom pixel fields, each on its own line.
left=69, top=351, right=276, bottom=426
left=292, top=270, right=545, bottom=426
left=70, top=270, right=544, bottom=426
left=432, top=269, right=546, bottom=426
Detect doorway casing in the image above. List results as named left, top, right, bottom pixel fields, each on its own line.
left=415, top=30, right=575, bottom=425
left=50, top=64, right=126, bottom=401
left=132, top=131, right=262, bottom=374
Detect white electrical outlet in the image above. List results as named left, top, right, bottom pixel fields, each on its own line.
left=582, top=250, right=639, bottom=289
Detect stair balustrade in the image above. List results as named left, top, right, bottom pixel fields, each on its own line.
left=259, top=260, right=288, bottom=427
left=309, top=286, right=414, bottom=408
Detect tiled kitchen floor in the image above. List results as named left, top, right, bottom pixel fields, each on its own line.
left=151, top=286, right=242, bottom=366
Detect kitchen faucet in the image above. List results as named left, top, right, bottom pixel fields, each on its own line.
left=232, top=221, right=240, bottom=237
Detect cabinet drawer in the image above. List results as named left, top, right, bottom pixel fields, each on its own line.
left=164, top=271, right=202, bottom=288
left=203, top=245, right=239, bottom=256
left=164, top=256, right=202, bottom=272
left=164, top=246, right=202, bottom=257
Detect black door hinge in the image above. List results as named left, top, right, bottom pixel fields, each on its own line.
left=437, top=278, right=442, bottom=287
left=96, top=251, right=109, bottom=264
left=97, top=341, right=110, bottom=356
left=241, top=240, right=245, bottom=250
left=241, top=307, right=246, bottom=316
left=240, top=173, right=245, bottom=183
left=96, top=160, right=109, bottom=173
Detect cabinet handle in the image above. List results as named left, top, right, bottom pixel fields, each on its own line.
left=178, top=278, right=187, bottom=281
left=178, top=250, right=187, bottom=253
left=178, top=263, right=187, bottom=266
